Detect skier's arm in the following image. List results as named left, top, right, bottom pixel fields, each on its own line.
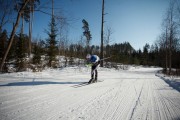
left=86, top=60, right=92, bottom=67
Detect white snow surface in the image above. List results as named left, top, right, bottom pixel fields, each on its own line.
left=0, top=66, right=180, bottom=120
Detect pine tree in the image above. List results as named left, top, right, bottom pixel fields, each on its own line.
left=46, top=16, right=58, bottom=67
left=0, top=30, right=8, bottom=59
left=82, top=19, right=92, bottom=54
left=32, top=42, right=41, bottom=65
left=15, top=34, right=26, bottom=71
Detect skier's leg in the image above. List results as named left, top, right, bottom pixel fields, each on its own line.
left=89, top=66, right=95, bottom=83
left=94, top=62, right=100, bottom=82
left=92, top=65, right=98, bottom=83
left=94, top=69, right=98, bottom=82
left=91, top=69, right=94, bottom=79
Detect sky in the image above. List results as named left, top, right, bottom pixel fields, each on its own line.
left=4, top=0, right=171, bottom=50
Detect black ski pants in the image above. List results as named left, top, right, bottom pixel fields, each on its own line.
left=91, top=61, right=100, bottom=79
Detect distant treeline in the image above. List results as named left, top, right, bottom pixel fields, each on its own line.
left=0, top=0, right=180, bottom=76
left=0, top=31, right=180, bottom=74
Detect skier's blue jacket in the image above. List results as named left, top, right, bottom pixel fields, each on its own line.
left=89, top=55, right=100, bottom=63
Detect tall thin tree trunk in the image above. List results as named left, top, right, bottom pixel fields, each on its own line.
left=165, top=27, right=168, bottom=73
left=29, top=0, right=33, bottom=57
left=52, top=0, right=54, bottom=17
left=100, top=0, right=104, bottom=67
left=21, top=13, right=24, bottom=34
left=169, top=32, right=172, bottom=75
left=169, top=8, right=173, bottom=75
left=0, top=0, right=30, bottom=72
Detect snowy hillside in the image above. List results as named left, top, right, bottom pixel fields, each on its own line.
left=0, top=66, right=180, bottom=120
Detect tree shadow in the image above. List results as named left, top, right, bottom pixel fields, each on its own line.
left=156, top=74, right=180, bottom=92
left=0, top=81, right=84, bottom=87
left=172, top=117, right=180, bottom=120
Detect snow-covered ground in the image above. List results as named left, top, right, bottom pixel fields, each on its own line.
left=0, top=66, right=180, bottom=120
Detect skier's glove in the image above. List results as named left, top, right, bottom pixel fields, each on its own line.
left=86, top=63, right=92, bottom=67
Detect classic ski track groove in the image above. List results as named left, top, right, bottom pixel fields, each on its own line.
left=3, top=86, right=74, bottom=120
left=49, top=82, right=121, bottom=120
left=99, top=80, right=124, bottom=120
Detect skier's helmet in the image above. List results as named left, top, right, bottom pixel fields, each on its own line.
left=86, top=54, right=91, bottom=59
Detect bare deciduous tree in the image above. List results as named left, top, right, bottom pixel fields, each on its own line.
left=0, top=0, right=32, bottom=72
left=160, top=0, right=180, bottom=75
left=104, top=27, right=113, bottom=58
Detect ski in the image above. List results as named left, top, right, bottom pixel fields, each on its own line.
left=100, top=56, right=112, bottom=61
left=72, top=80, right=104, bottom=88
left=89, top=80, right=104, bottom=84
left=71, top=82, right=89, bottom=88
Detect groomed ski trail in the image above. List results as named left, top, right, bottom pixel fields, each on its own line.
left=0, top=67, right=180, bottom=120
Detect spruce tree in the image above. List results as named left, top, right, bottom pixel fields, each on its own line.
left=0, top=30, right=8, bottom=59
left=46, top=16, right=58, bottom=67
left=32, top=43, right=41, bottom=65
left=15, top=34, right=26, bottom=71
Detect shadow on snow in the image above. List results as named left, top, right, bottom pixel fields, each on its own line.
left=0, top=81, right=84, bottom=87
left=156, top=74, right=180, bottom=92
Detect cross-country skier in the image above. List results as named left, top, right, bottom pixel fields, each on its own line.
left=86, top=54, right=100, bottom=83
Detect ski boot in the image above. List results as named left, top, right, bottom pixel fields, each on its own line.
left=88, top=78, right=94, bottom=84
left=93, top=78, right=97, bottom=83
left=91, top=77, right=97, bottom=83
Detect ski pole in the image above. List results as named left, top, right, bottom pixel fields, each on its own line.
left=100, top=56, right=113, bottom=61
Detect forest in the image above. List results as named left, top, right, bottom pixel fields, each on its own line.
left=0, top=0, right=180, bottom=75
